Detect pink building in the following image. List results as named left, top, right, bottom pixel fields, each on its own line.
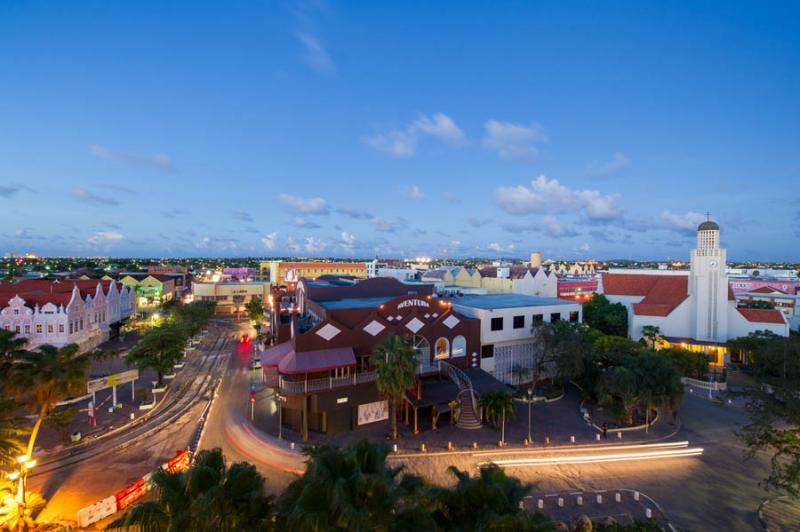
left=0, top=279, right=136, bottom=352
left=729, top=278, right=800, bottom=295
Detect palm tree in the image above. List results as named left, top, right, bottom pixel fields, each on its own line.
left=372, top=336, right=418, bottom=440
left=478, top=391, right=515, bottom=428
left=275, top=440, right=427, bottom=531
left=107, top=447, right=273, bottom=532
left=641, top=325, right=662, bottom=349
left=7, top=343, right=90, bottom=457
left=428, top=465, right=554, bottom=531
left=0, top=329, right=28, bottom=383
left=0, top=398, right=28, bottom=470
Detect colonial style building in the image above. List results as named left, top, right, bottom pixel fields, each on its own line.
left=0, top=279, right=136, bottom=351
left=261, top=276, right=509, bottom=439
left=602, top=221, right=789, bottom=364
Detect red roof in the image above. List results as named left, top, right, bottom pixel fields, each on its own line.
left=603, top=274, right=689, bottom=317
left=751, top=286, right=787, bottom=294
left=737, top=308, right=785, bottom=324
left=279, top=347, right=356, bottom=374
left=0, top=279, right=126, bottom=309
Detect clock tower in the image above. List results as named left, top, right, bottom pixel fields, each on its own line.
left=688, top=219, right=729, bottom=341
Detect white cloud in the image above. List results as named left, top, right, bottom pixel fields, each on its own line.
left=495, top=175, right=622, bottom=221
left=293, top=217, right=321, bottom=228
left=369, top=217, right=403, bottom=233
left=578, top=242, right=591, bottom=253
left=278, top=193, right=329, bottom=215
left=487, top=242, right=515, bottom=254
left=542, top=215, right=578, bottom=237
left=303, top=236, right=326, bottom=253
left=588, top=152, right=632, bottom=177
left=660, top=211, right=708, bottom=234
left=339, top=231, right=356, bottom=252
left=87, top=231, right=124, bottom=246
left=89, top=144, right=173, bottom=172
left=411, top=113, right=466, bottom=145
left=261, top=232, right=278, bottom=250
left=403, top=185, right=425, bottom=201
left=482, top=120, right=547, bottom=160
left=362, top=113, right=465, bottom=158
left=296, top=31, right=334, bottom=73
left=71, top=187, right=121, bottom=206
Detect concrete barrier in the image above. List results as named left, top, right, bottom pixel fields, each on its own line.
left=77, top=495, right=117, bottom=528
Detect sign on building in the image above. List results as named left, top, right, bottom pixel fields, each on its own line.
left=357, top=400, right=389, bottom=425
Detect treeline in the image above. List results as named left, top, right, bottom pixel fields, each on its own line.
left=108, top=441, right=665, bottom=532
left=124, top=301, right=216, bottom=386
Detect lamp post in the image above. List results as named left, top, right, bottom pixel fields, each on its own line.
left=527, top=387, right=533, bottom=443
left=8, top=454, right=36, bottom=525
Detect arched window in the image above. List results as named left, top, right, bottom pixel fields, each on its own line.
left=451, top=335, right=466, bottom=358
left=435, top=337, right=450, bottom=359
left=412, top=335, right=430, bottom=367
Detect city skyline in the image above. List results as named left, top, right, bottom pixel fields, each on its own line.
left=1, top=1, right=799, bottom=260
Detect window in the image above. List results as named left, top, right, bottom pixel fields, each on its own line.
left=59, top=324, right=65, bottom=333
left=47, top=324, right=54, bottom=333
left=435, top=337, right=450, bottom=359
left=14, top=325, right=20, bottom=333
left=80, top=319, right=83, bottom=330
left=13, top=309, right=19, bottom=315
left=36, top=324, right=42, bottom=334
left=490, top=317, right=504, bottom=331
left=550, top=313, right=561, bottom=323
left=451, top=336, right=467, bottom=358
left=513, top=315, right=524, bottom=329
left=24, top=325, right=30, bottom=334
left=69, top=322, right=73, bottom=334
left=569, top=311, right=579, bottom=323
left=532, top=314, right=544, bottom=325
left=481, top=344, right=494, bottom=359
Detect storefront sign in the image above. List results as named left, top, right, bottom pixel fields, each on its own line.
left=397, top=299, right=430, bottom=310
left=357, top=400, right=389, bottom=425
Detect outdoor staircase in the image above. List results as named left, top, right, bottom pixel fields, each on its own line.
left=439, top=361, right=483, bottom=430
left=455, top=388, right=482, bottom=430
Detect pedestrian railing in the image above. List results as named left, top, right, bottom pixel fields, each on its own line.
left=680, top=377, right=727, bottom=391
left=278, top=372, right=377, bottom=394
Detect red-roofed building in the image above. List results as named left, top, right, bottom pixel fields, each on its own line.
left=601, top=221, right=789, bottom=365
left=0, top=279, right=136, bottom=351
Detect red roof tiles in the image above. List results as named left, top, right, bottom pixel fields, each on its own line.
left=736, top=308, right=786, bottom=324
left=602, top=273, right=689, bottom=317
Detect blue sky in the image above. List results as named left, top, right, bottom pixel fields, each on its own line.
left=1, top=1, right=798, bottom=260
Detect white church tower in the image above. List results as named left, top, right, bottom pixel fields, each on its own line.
left=688, top=219, right=729, bottom=342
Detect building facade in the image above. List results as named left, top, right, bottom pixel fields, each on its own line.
left=602, top=221, right=789, bottom=364
left=261, top=261, right=368, bottom=285
left=0, top=279, right=135, bottom=351
left=449, top=294, right=582, bottom=384
left=192, top=280, right=270, bottom=315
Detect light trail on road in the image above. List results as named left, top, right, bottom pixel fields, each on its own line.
left=480, top=445, right=704, bottom=468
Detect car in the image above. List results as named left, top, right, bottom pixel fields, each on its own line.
left=249, top=357, right=261, bottom=370
left=240, top=334, right=250, bottom=344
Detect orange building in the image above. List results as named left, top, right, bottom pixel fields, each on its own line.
left=261, top=261, right=367, bottom=285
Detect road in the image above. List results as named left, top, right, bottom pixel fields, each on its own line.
left=29, top=320, right=233, bottom=525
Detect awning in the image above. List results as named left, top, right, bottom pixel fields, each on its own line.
left=278, top=347, right=356, bottom=374
left=662, top=336, right=725, bottom=347
left=261, top=341, right=293, bottom=367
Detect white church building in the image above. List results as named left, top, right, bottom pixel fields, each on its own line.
left=601, top=220, right=789, bottom=365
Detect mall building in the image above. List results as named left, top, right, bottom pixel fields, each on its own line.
left=260, top=276, right=509, bottom=439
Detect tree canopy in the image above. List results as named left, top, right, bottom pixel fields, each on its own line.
left=582, top=294, right=629, bottom=337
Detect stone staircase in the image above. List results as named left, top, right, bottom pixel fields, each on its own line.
left=439, top=361, right=483, bottom=430
left=456, top=388, right=482, bottom=430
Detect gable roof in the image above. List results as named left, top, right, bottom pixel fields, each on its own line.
left=750, top=286, right=788, bottom=294
left=737, top=308, right=786, bottom=324
left=602, top=273, right=689, bottom=317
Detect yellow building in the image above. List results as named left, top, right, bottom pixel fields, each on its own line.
left=102, top=273, right=176, bottom=307
left=261, top=261, right=367, bottom=285
left=192, top=280, right=271, bottom=315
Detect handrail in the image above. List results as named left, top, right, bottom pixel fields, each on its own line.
left=278, top=372, right=376, bottom=394
left=439, top=361, right=479, bottom=417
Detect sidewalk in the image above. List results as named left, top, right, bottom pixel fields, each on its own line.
left=250, top=384, right=679, bottom=454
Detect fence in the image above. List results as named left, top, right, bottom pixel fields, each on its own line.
left=680, top=377, right=727, bottom=391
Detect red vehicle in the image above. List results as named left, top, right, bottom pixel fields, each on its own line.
left=239, top=334, right=250, bottom=344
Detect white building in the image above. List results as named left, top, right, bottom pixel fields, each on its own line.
left=602, top=221, right=789, bottom=364
left=448, top=294, right=582, bottom=384
left=0, top=279, right=136, bottom=352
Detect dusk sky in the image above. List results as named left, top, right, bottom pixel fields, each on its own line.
left=1, top=1, right=798, bottom=261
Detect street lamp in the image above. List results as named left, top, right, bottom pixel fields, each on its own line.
left=527, top=387, right=533, bottom=444
left=8, top=454, right=36, bottom=524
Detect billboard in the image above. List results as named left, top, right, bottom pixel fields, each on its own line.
left=357, top=400, right=389, bottom=425
left=87, top=369, right=139, bottom=394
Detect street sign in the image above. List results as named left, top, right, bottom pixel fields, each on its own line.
left=87, top=369, right=139, bottom=394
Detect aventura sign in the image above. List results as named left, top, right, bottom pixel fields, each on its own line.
left=397, top=299, right=430, bottom=310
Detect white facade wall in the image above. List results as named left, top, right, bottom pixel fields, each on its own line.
left=0, top=281, right=135, bottom=351
left=727, top=304, right=790, bottom=338
left=512, top=270, right=558, bottom=298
